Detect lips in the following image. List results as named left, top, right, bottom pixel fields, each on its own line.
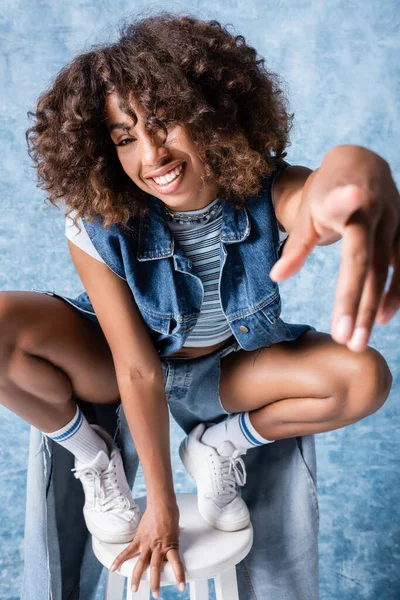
left=149, top=161, right=186, bottom=194
left=144, top=160, right=184, bottom=180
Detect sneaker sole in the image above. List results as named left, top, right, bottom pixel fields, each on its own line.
left=178, top=439, right=250, bottom=532
left=85, top=517, right=139, bottom=544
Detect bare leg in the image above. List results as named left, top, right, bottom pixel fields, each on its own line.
left=0, top=291, right=120, bottom=432
left=219, top=330, right=393, bottom=440
left=0, top=291, right=142, bottom=547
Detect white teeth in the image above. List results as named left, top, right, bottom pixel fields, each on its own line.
left=153, top=163, right=183, bottom=186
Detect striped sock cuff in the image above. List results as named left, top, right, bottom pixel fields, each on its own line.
left=46, top=406, right=83, bottom=442
left=239, top=412, right=274, bottom=446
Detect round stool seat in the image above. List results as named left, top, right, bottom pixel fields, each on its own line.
left=93, top=493, right=253, bottom=594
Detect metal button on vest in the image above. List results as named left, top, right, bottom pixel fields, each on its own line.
left=239, top=325, right=249, bottom=333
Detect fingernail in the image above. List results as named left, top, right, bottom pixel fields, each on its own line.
left=342, top=184, right=359, bottom=195
left=131, top=583, right=138, bottom=593
left=178, top=582, right=186, bottom=591
left=269, top=262, right=282, bottom=280
left=152, top=592, right=160, bottom=599
left=269, top=265, right=278, bottom=279
left=110, top=563, right=117, bottom=572
left=348, top=327, right=369, bottom=351
left=335, top=315, right=353, bottom=340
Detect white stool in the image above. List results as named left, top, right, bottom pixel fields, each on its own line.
left=93, top=493, right=253, bottom=600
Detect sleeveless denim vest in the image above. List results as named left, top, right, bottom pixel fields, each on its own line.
left=71, top=160, right=314, bottom=355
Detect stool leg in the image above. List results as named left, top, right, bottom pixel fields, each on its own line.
left=214, top=567, right=239, bottom=600
left=190, top=579, right=209, bottom=600
left=125, top=579, right=150, bottom=600
left=104, top=570, right=125, bottom=600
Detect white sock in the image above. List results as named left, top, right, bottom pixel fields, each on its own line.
left=44, top=405, right=109, bottom=464
left=201, top=412, right=275, bottom=450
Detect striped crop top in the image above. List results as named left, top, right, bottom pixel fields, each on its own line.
left=65, top=196, right=288, bottom=347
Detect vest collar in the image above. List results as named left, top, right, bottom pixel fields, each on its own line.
left=137, top=195, right=250, bottom=261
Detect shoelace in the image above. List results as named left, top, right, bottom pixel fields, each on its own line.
left=205, top=450, right=247, bottom=505
left=72, top=461, right=139, bottom=520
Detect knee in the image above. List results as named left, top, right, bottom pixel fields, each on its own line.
left=340, top=348, right=393, bottom=422
left=0, top=295, right=18, bottom=382
left=0, top=293, right=44, bottom=386
left=0, top=291, right=46, bottom=356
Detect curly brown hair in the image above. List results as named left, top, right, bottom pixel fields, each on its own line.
left=26, top=10, right=293, bottom=232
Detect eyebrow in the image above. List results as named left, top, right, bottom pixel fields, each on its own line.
left=107, top=122, right=133, bottom=133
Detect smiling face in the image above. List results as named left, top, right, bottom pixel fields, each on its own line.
left=105, top=92, right=218, bottom=212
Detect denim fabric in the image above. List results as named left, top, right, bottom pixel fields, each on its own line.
left=48, top=160, right=314, bottom=357
left=23, top=160, right=319, bottom=598
left=162, top=338, right=319, bottom=599
left=22, top=336, right=319, bottom=600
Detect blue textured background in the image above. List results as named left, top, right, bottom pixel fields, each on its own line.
left=1, top=1, right=399, bottom=599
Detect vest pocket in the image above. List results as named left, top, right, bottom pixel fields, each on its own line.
left=258, top=295, right=301, bottom=343
left=260, top=293, right=282, bottom=324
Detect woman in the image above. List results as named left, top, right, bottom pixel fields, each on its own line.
left=4, top=12, right=396, bottom=600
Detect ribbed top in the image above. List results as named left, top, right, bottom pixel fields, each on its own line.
left=165, top=198, right=232, bottom=347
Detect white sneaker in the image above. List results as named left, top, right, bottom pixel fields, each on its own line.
left=179, top=423, right=250, bottom=531
left=72, top=424, right=140, bottom=543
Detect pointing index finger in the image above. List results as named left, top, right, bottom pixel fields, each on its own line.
left=269, top=232, right=316, bottom=281
left=270, top=199, right=319, bottom=282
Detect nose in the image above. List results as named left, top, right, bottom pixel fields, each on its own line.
left=141, top=129, right=169, bottom=167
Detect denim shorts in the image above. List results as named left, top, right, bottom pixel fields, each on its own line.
left=160, top=335, right=243, bottom=434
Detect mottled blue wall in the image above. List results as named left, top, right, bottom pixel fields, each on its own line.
left=1, top=1, right=399, bottom=599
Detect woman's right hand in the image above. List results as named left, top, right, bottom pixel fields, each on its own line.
left=109, top=501, right=186, bottom=598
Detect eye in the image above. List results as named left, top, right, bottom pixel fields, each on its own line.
left=116, top=138, right=136, bottom=147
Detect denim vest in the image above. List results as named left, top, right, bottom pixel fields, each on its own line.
left=74, top=159, right=313, bottom=356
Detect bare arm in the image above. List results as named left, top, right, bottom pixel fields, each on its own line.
left=273, top=165, right=314, bottom=234
left=67, top=239, right=175, bottom=503
left=68, top=239, right=186, bottom=593
left=118, top=376, right=175, bottom=503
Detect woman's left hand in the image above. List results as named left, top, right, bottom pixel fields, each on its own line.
left=269, top=145, right=400, bottom=352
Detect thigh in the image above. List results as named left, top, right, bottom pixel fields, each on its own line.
left=219, top=329, right=387, bottom=413
left=0, top=290, right=120, bottom=404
